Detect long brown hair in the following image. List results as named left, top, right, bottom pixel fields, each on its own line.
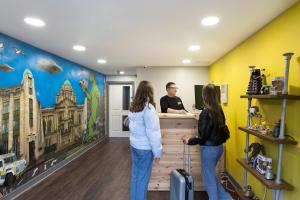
left=130, top=80, right=156, bottom=112
left=202, top=84, right=224, bottom=127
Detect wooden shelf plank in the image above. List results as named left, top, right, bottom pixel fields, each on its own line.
left=238, top=127, right=297, bottom=145
left=240, top=94, right=300, bottom=100
left=237, top=158, right=294, bottom=191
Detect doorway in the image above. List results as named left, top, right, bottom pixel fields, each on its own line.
left=108, top=83, right=134, bottom=137
left=29, top=141, right=36, bottom=165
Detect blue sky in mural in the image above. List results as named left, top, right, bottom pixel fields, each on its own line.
left=0, top=33, right=105, bottom=108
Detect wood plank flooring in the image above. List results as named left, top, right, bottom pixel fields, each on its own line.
left=16, top=138, right=208, bottom=200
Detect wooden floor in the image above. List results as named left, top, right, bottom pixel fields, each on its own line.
left=17, top=138, right=208, bottom=200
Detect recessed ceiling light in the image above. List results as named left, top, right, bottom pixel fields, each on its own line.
left=188, top=45, right=200, bottom=51
left=97, top=59, right=107, bottom=64
left=119, top=71, right=125, bottom=75
left=73, top=45, right=86, bottom=52
left=201, top=16, right=219, bottom=26
left=182, top=59, right=191, bottom=64
left=24, top=17, right=45, bottom=27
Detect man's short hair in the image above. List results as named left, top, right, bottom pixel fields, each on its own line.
left=166, top=82, right=176, bottom=90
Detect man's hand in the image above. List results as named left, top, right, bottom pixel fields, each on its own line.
left=177, top=109, right=187, bottom=114
left=181, top=135, right=190, bottom=144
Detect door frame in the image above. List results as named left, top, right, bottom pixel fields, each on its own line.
left=106, top=81, right=135, bottom=138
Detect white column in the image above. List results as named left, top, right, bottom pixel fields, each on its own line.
left=8, top=94, right=14, bottom=151
left=0, top=97, right=2, bottom=134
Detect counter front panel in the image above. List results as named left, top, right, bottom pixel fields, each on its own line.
left=148, top=113, right=225, bottom=191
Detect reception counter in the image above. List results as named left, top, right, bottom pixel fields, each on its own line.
left=148, top=113, right=225, bottom=191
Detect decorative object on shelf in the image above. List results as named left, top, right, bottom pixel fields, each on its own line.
left=244, top=185, right=254, bottom=198
left=261, top=85, right=270, bottom=95
left=265, top=164, right=274, bottom=180
left=260, top=121, right=270, bottom=134
left=271, top=77, right=285, bottom=95
left=220, top=84, right=228, bottom=104
left=247, top=142, right=266, bottom=168
left=272, top=120, right=281, bottom=138
left=256, top=154, right=272, bottom=175
left=249, top=106, right=263, bottom=130
left=247, top=66, right=265, bottom=95
left=249, top=106, right=260, bottom=117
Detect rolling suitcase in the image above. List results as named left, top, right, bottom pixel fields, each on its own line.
left=170, top=143, right=194, bottom=200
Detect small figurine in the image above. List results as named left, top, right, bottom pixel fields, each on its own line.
left=244, top=185, right=254, bottom=198
left=246, top=143, right=266, bottom=168
left=261, top=85, right=270, bottom=95
left=265, top=164, right=274, bottom=180
left=273, top=120, right=281, bottom=138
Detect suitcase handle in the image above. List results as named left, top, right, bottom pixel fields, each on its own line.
left=183, top=143, right=191, bottom=174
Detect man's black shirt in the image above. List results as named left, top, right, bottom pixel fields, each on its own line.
left=160, top=95, right=186, bottom=113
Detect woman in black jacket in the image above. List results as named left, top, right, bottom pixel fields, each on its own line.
left=182, top=84, right=231, bottom=200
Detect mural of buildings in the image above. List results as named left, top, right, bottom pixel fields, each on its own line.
left=42, top=80, right=87, bottom=154
left=0, top=33, right=105, bottom=195
left=0, top=69, right=44, bottom=165
left=0, top=68, right=89, bottom=165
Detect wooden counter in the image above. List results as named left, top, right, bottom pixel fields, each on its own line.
left=148, top=113, right=225, bottom=191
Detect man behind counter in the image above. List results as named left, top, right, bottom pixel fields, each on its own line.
left=160, top=82, right=187, bottom=114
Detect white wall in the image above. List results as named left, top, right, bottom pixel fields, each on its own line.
left=136, top=67, right=209, bottom=112
left=106, top=75, right=137, bottom=82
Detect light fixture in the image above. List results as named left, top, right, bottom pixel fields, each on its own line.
left=97, top=59, right=107, bottom=64
left=73, top=45, right=86, bottom=52
left=201, top=16, right=219, bottom=26
left=182, top=59, right=191, bottom=64
left=119, top=71, right=125, bottom=75
left=188, top=45, right=200, bottom=51
left=24, top=17, right=45, bottom=27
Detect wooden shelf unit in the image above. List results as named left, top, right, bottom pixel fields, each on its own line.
left=238, top=127, right=297, bottom=145
left=237, top=159, right=293, bottom=191
left=240, top=94, right=300, bottom=100
left=238, top=53, right=297, bottom=200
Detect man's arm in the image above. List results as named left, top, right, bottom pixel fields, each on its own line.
left=179, top=97, right=188, bottom=112
left=167, top=108, right=186, bottom=114
left=160, top=97, right=168, bottom=113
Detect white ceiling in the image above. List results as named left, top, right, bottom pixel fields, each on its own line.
left=0, top=0, right=298, bottom=75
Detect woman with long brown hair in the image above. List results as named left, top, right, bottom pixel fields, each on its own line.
left=128, top=80, right=163, bottom=200
left=182, top=84, right=231, bottom=200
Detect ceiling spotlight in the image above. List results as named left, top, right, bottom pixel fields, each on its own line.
left=24, top=17, right=45, bottom=27
left=188, top=45, right=200, bottom=51
left=182, top=59, right=191, bottom=64
left=73, top=45, right=86, bottom=52
left=97, top=59, right=107, bottom=64
left=117, top=70, right=125, bottom=75
left=201, top=16, right=219, bottom=26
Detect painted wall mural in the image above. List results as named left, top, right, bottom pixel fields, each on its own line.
left=0, top=33, right=106, bottom=196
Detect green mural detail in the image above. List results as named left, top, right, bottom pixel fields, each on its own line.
left=80, top=72, right=100, bottom=142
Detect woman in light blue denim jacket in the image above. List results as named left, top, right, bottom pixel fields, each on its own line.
left=129, top=80, right=163, bottom=200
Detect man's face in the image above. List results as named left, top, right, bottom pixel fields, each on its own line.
left=167, top=84, right=178, bottom=96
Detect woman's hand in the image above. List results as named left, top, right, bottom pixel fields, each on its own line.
left=154, top=158, right=160, bottom=165
left=181, top=135, right=190, bottom=144
left=194, top=114, right=199, bottom=120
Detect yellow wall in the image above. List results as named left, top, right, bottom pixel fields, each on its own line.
left=210, top=2, right=300, bottom=200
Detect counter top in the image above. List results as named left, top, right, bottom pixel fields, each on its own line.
left=158, top=112, right=198, bottom=119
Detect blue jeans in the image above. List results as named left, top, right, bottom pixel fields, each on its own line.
left=130, top=147, right=153, bottom=200
left=201, top=145, right=231, bottom=200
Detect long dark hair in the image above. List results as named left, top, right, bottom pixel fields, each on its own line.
left=202, top=84, right=224, bottom=127
left=130, top=80, right=156, bottom=112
